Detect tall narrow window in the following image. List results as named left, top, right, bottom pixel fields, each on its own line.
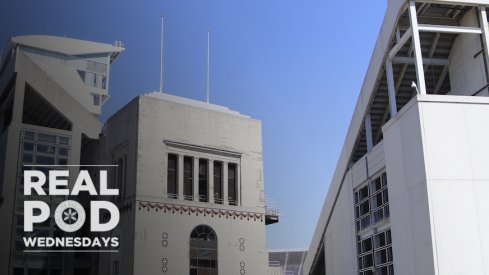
left=167, top=154, right=177, bottom=198
left=228, top=163, right=237, bottom=205
left=184, top=157, right=193, bottom=200
left=213, top=162, right=222, bottom=204
left=190, top=225, right=218, bottom=275
left=199, top=159, right=208, bottom=202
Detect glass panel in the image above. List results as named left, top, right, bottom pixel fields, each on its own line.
left=37, top=144, right=56, bottom=154
left=213, top=162, right=222, bottom=202
left=184, top=157, right=193, bottom=199
left=199, top=159, right=208, bottom=202
left=228, top=163, right=237, bottom=205
left=59, top=137, right=70, bottom=145
left=167, top=154, right=177, bottom=196
left=36, top=155, right=55, bottom=165
left=58, top=147, right=69, bottom=156
left=23, top=142, right=34, bottom=151
left=37, top=133, right=56, bottom=143
left=24, top=131, right=35, bottom=140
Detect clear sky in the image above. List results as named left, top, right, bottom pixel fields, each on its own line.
left=1, top=0, right=387, bottom=249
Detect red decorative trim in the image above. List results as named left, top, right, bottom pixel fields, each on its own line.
left=137, top=200, right=264, bottom=222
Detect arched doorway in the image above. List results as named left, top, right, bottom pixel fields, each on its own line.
left=189, top=225, right=218, bottom=275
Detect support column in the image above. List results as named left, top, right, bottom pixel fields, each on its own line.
left=479, top=7, right=489, bottom=81
left=223, top=162, right=228, bottom=205
left=385, top=60, right=398, bottom=117
left=409, top=1, right=427, bottom=94
left=235, top=163, right=241, bottom=206
left=208, top=160, right=214, bottom=203
left=177, top=155, right=184, bottom=199
left=193, top=157, right=199, bottom=201
left=365, top=114, right=373, bottom=152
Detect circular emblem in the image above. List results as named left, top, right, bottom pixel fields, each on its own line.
left=54, top=200, right=86, bottom=232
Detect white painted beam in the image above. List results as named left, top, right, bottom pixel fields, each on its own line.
left=479, top=7, right=489, bottom=81
left=434, top=65, right=449, bottom=94
left=386, top=60, right=398, bottom=116
left=391, top=56, right=449, bottom=66
left=388, top=27, right=412, bottom=60
left=365, top=114, right=373, bottom=152
left=409, top=1, right=427, bottom=94
left=418, top=24, right=482, bottom=34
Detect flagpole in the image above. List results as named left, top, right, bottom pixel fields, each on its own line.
left=160, top=15, right=164, bottom=93
left=206, top=29, right=210, bottom=103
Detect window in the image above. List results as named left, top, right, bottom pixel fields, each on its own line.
left=357, top=230, right=394, bottom=275
left=228, top=163, right=237, bottom=205
left=199, top=159, right=208, bottom=202
left=354, top=172, right=390, bottom=232
left=91, top=93, right=101, bottom=106
left=184, top=157, right=193, bottom=200
left=213, top=162, right=222, bottom=204
left=189, top=225, right=218, bottom=275
left=16, top=130, right=71, bottom=251
left=164, top=150, right=239, bottom=205
left=354, top=172, right=393, bottom=275
left=167, top=154, right=177, bottom=197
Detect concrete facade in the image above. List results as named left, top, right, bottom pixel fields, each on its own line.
left=0, top=35, right=123, bottom=275
left=98, top=92, right=270, bottom=275
left=305, top=1, right=489, bottom=275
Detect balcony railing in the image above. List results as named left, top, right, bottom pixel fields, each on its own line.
left=265, top=198, right=280, bottom=225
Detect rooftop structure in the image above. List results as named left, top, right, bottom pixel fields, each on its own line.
left=268, top=249, right=307, bottom=275
left=304, top=1, right=489, bottom=274
left=0, top=35, right=123, bottom=275
left=98, top=91, right=276, bottom=274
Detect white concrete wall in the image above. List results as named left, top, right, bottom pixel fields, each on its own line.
left=136, top=94, right=264, bottom=210
left=323, top=171, right=357, bottom=275
left=383, top=94, right=489, bottom=275
left=21, top=49, right=105, bottom=114
left=419, top=95, right=489, bottom=275
left=383, top=98, right=436, bottom=275
left=449, top=9, right=488, bottom=96
left=134, top=208, right=267, bottom=275
left=103, top=93, right=268, bottom=275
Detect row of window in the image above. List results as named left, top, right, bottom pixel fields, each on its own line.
left=354, top=173, right=390, bottom=232
left=16, top=130, right=71, bottom=253
left=357, top=229, right=394, bottom=275
left=167, top=154, right=238, bottom=205
left=354, top=172, right=394, bottom=275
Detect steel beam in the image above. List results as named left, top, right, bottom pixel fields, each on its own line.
left=434, top=65, right=449, bottom=94
left=385, top=60, right=398, bottom=117
left=392, top=56, right=449, bottom=66
left=365, top=114, right=373, bottom=153
left=479, top=7, right=489, bottom=82
left=388, top=27, right=412, bottom=60
left=418, top=24, right=482, bottom=34
left=409, top=1, right=427, bottom=94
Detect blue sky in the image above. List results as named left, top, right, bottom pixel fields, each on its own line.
left=1, top=0, right=387, bottom=249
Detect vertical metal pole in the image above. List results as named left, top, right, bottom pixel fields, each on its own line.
left=386, top=60, right=398, bottom=116
left=222, top=162, right=228, bottom=205
left=160, top=15, right=164, bottom=93
left=365, top=114, right=373, bottom=152
left=178, top=155, right=184, bottom=199
left=409, top=1, right=427, bottom=94
left=193, top=158, right=199, bottom=202
left=208, top=160, right=214, bottom=203
left=206, top=29, right=210, bottom=103
left=479, top=7, right=489, bottom=81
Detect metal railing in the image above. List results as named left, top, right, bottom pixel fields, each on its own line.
left=265, top=198, right=280, bottom=216
left=166, top=193, right=242, bottom=207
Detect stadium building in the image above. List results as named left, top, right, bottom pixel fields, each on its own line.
left=304, top=1, right=489, bottom=275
